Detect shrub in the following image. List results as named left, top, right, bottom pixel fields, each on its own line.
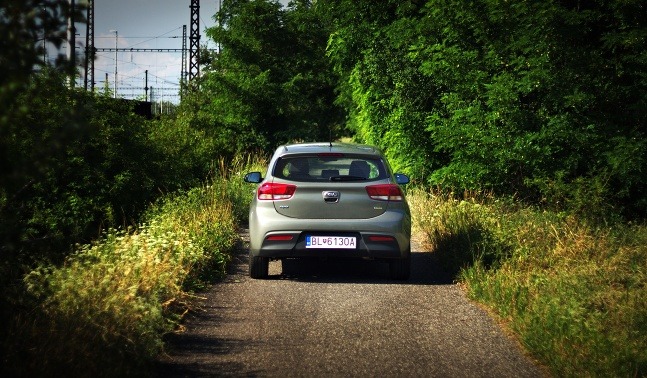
left=410, top=189, right=647, bottom=376
left=408, top=189, right=510, bottom=275
left=6, top=184, right=239, bottom=376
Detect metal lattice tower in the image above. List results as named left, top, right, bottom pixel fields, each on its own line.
left=67, top=0, right=76, bottom=87
left=84, top=0, right=95, bottom=91
left=181, top=25, right=187, bottom=95
left=86, top=0, right=200, bottom=95
left=189, top=0, right=200, bottom=82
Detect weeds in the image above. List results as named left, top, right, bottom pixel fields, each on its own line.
left=143, top=184, right=238, bottom=290
left=409, top=189, right=647, bottom=377
left=212, top=153, right=269, bottom=224
left=408, top=189, right=510, bottom=274
left=18, top=225, right=195, bottom=375
left=3, top=155, right=265, bottom=376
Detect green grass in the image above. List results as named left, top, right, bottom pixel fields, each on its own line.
left=4, top=155, right=264, bottom=377
left=409, top=188, right=647, bottom=377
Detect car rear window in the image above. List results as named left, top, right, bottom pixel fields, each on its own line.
left=273, top=155, right=388, bottom=182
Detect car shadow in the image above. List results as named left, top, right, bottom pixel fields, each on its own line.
left=236, top=229, right=454, bottom=285
left=268, top=250, right=454, bottom=285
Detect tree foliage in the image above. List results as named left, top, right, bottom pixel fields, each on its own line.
left=0, top=0, right=81, bottom=101
left=2, top=71, right=169, bottom=267
left=176, top=0, right=343, bottom=156
left=1, top=1, right=238, bottom=369
left=324, top=0, right=647, bottom=218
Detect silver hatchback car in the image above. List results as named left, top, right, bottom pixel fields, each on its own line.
left=244, top=142, right=411, bottom=280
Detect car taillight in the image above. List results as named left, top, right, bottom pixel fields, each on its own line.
left=258, top=183, right=296, bottom=200
left=266, top=235, right=294, bottom=241
left=368, top=235, right=396, bottom=242
left=365, top=184, right=404, bottom=201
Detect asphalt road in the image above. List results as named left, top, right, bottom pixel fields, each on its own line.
left=157, top=231, right=545, bottom=377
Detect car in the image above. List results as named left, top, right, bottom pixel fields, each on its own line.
left=243, top=142, right=412, bottom=280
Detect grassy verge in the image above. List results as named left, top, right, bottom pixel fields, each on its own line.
left=408, top=189, right=647, bottom=377
left=4, top=155, right=265, bottom=377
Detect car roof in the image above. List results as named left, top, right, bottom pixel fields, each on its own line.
left=275, top=142, right=382, bottom=157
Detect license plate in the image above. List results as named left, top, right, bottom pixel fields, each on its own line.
left=306, top=236, right=357, bottom=249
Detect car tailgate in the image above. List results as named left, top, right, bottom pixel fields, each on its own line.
left=272, top=181, right=387, bottom=219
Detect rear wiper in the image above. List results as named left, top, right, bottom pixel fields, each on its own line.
left=330, top=175, right=367, bottom=181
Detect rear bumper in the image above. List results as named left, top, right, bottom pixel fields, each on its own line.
left=257, top=231, right=408, bottom=259
left=249, top=207, right=411, bottom=260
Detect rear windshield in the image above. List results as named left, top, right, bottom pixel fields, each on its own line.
left=273, top=155, right=388, bottom=182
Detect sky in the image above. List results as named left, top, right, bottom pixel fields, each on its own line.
left=70, top=0, right=287, bottom=103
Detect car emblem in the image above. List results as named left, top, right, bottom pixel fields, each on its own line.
left=322, top=191, right=340, bottom=203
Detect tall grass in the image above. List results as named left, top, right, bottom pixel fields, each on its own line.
left=212, top=153, right=269, bottom=224
left=409, top=188, right=647, bottom=377
left=4, top=155, right=265, bottom=376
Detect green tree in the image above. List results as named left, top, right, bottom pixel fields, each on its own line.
left=325, top=0, right=440, bottom=178
left=325, top=0, right=647, bottom=218
left=1, top=70, right=165, bottom=265
left=1, top=0, right=77, bottom=278
left=0, top=0, right=80, bottom=103
left=1, top=0, right=249, bottom=370
left=179, top=0, right=342, bottom=156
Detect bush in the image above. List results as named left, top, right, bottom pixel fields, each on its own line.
left=4, top=183, right=239, bottom=376
left=143, top=184, right=239, bottom=290
left=409, top=189, right=511, bottom=275
left=410, top=189, right=647, bottom=376
left=1, top=71, right=166, bottom=267
left=216, top=154, right=269, bottom=224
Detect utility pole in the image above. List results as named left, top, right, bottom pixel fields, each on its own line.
left=42, top=7, right=47, bottom=63
left=67, top=0, right=76, bottom=88
left=110, top=29, right=118, bottom=98
left=145, top=70, right=149, bottom=102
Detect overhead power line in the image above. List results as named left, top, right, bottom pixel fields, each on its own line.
left=94, top=48, right=217, bottom=53
left=95, top=48, right=185, bottom=53
left=83, top=0, right=206, bottom=100
left=110, top=86, right=179, bottom=91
